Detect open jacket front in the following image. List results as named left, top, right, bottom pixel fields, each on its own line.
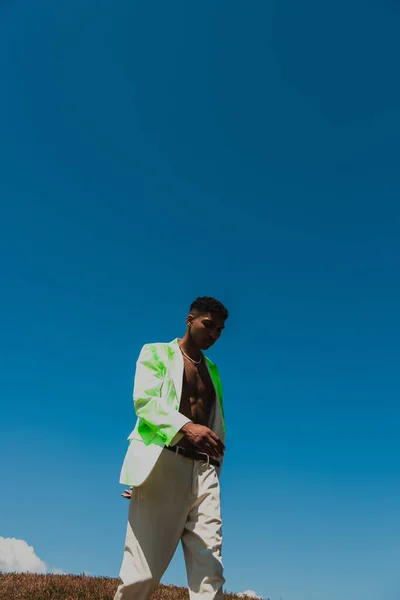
left=119, top=338, right=226, bottom=487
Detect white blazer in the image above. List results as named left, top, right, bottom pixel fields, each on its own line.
left=119, top=338, right=226, bottom=487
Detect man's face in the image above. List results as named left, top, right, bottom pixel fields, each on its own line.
left=188, top=311, right=226, bottom=350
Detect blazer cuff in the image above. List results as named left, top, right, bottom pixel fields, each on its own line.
left=165, top=415, right=192, bottom=446
left=169, top=431, right=185, bottom=446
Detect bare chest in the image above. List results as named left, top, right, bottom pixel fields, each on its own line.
left=179, top=358, right=216, bottom=428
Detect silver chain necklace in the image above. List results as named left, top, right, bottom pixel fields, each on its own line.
left=179, top=346, right=202, bottom=364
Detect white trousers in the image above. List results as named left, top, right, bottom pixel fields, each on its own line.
left=114, top=448, right=225, bottom=600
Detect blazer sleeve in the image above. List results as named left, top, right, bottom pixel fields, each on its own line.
left=133, top=343, right=191, bottom=447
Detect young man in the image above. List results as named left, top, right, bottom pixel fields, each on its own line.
left=114, top=297, right=228, bottom=600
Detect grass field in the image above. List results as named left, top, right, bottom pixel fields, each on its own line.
left=0, top=573, right=260, bottom=600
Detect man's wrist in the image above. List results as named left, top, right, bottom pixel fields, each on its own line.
left=181, top=422, right=193, bottom=435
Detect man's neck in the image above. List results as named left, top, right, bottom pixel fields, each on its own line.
left=178, top=335, right=202, bottom=362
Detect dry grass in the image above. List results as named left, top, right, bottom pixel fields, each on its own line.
left=0, top=573, right=256, bottom=600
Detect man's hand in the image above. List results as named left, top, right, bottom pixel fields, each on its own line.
left=181, top=423, right=225, bottom=459
left=122, top=486, right=133, bottom=499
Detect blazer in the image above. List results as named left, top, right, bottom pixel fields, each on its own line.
left=119, top=337, right=226, bottom=487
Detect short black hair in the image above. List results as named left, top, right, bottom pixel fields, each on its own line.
left=190, top=296, right=229, bottom=320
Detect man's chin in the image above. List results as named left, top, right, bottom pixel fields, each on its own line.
left=201, top=341, right=214, bottom=350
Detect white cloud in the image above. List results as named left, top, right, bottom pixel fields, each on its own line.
left=238, top=591, right=263, bottom=599
left=0, top=537, right=64, bottom=575
left=0, top=537, right=47, bottom=574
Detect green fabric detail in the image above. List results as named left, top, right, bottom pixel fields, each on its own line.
left=133, top=340, right=226, bottom=446
left=206, top=360, right=226, bottom=431
left=166, top=345, right=175, bottom=361
left=133, top=343, right=187, bottom=447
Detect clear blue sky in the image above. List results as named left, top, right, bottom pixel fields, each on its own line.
left=1, top=2, right=399, bottom=599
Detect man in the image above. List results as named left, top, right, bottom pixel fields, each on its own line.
left=114, top=296, right=228, bottom=600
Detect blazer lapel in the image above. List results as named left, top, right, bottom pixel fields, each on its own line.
left=167, top=338, right=184, bottom=408
left=205, top=359, right=226, bottom=440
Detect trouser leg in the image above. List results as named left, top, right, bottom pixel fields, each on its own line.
left=181, top=462, right=225, bottom=600
left=114, top=449, right=192, bottom=600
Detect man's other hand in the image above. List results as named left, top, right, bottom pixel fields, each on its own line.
left=122, top=486, right=133, bottom=499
